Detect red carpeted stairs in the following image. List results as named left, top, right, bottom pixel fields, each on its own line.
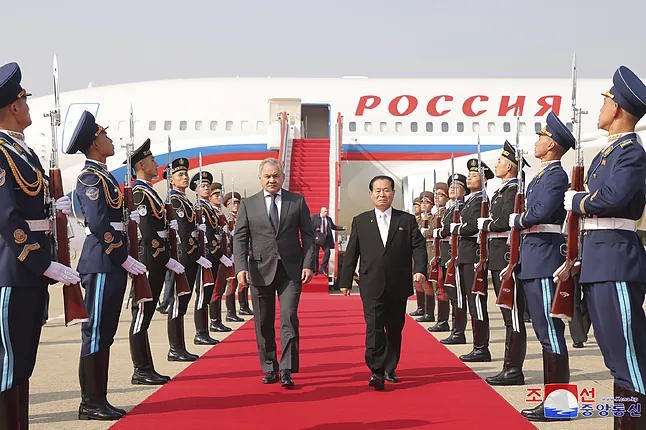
left=288, top=138, right=331, bottom=293
left=112, top=295, right=536, bottom=430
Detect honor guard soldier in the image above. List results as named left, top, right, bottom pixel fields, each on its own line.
left=428, top=182, right=450, bottom=332
left=481, top=141, right=528, bottom=385
left=565, top=66, right=646, bottom=429
left=208, top=183, right=233, bottom=332
left=409, top=197, right=425, bottom=317
left=224, top=191, right=247, bottom=322
left=66, top=111, right=147, bottom=420
left=417, top=191, right=436, bottom=323
left=166, top=158, right=212, bottom=360
left=511, top=112, right=572, bottom=421
left=0, top=62, right=80, bottom=428
left=127, top=139, right=184, bottom=385
left=438, top=174, right=468, bottom=343
left=189, top=171, right=221, bottom=345
left=452, top=159, right=493, bottom=362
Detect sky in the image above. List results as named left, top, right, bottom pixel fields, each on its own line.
left=5, top=0, right=646, bottom=96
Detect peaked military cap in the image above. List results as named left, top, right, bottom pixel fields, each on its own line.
left=65, top=111, right=107, bottom=154
left=447, top=173, right=470, bottom=195
left=162, top=157, right=189, bottom=179
left=419, top=191, right=434, bottom=203
left=210, top=182, right=223, bottom=194
left=603, top=66, right=646, bottom=119
left=466, top=158, right=494, bottom=180
left=223, top=191, right=241, bottom=207
left=537, top=111, right=575, bottom=151
left=412, top=197, right=421, bottom=206
left=124, top=138, right=153, bottom=166
left=500, top=140, right=530, bottom=168
left=0, top=62, right=31, bottom=108
left=434, top=182, right=449, bottom=194
left=190, top=171, right=213, bottom=191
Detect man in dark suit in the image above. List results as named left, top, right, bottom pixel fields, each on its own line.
left=234, top=158, right=315, bottom=388
left=340, top=175, right=427, bottom=390
left=311, top=206, right=345, bottom=275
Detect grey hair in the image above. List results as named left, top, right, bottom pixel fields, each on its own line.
left=258, top=157, right=283, bottom=177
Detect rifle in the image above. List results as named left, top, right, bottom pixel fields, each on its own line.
left=124, top=106, right=153, bottom=304
left=551, top=54, right=586, bottom=320
left=496, top=117, right=524, bottom=311
left=195, top=152, right=215, bottom=288
left=472, top=133, right=489, bottom=295
left=165, top=136, right=191, bottom=296
left=444, top=154, right=460, bottom=290
left=45, top=54, right=89, bottom=326
left=428, top=169, right=446, bottom=301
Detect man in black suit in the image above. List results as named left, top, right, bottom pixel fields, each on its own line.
left=311, top=206, right=345, bottom=275
left=340, top=175, right=427, bottom=390
left=234, top=158, right=315, bottom=388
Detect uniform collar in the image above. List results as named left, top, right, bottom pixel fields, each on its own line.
left=607, top=132, right=633, bottom=143
left=86, top=158, right=108, bottom=171
left=0, top=129, right=28, bottom=152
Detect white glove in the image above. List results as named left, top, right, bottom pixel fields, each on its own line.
left=450, top=222, right=460, bottom=233
left=420, top=227, right=429, bottom=237
left=44, top=261, right=80, bottom=285
left=196, top=256, right=212, bottom=269
left=223, top=224, right=230, bottom=234
left=55, top=196, right=72, bottom=215
left=129, top=211, right=140, bottom=225
left=432, top=228, right=440, bottom=239
left=121, top=255, right=147, bottom=275
left=564, top=190, right=582, bottom=212
left=509, top=213, right=519, bottom=229
left=477, top=217, right=491, bottom=231
left=198, top=223, right=207, bottom=233
left=219, top=254, right=234, bottom=268
left=431, top=205, right=439, bottom=216
left=169, top=219, right=179, bottom=231
left=165, top=257, right=185, bottom=274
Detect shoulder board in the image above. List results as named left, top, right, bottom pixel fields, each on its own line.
left=620, top=139, right=633, bottom=149
left=77, top=169, right=102, bottom=187
left=549, top=165, right=560, bottom=171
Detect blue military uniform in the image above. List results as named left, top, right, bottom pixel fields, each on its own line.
left=515, top=111, right=572, bottom=422
left=0, top=62, right=51, bottom=428
left=571, top=66, right=646, bottom=428
left=66, top=110, right=130, bottom=420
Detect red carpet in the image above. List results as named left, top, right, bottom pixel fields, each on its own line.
left=112, top=295, right=534, bottom=430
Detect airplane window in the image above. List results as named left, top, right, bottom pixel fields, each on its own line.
left=210, top=121, right=218, bottom=131
left=457, top=122, right=464, bottom=132
left=164, top=121, right=171, bottom=131
left=410, top=122, right=418, bottom=133
left=488, top=122, right=495, bottom=133
left=441, top=122, right=449, bottom=132
left=503, top=122, right=511, bottom=133
left=534, top=122, right=542, bottom=133
left=395, top=122, right=402, bottom=132
left=257, top=121, right=265, bottom=131
left=566, top=122, right=573, bottom=131
left=226, top=121, right=233, bottom=131
left=241, top=121, right=249, bottom=132
left=149, top=121, right=156, bottom=131
left=179, top=121, right=187, bottom=131
left=349, top=121, right=356, bottom=132
left=472, top=122, right=480, bottom=133
left=380, top=122, right=387, bottom=133
left=195, top=120, right=202, bottom=131
left=425, top=122, right=433, bottom=132
left=364, top=122, right=372, bottom=132
left=519, top=122, right=527, bottom=133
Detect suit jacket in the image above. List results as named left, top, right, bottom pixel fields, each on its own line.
left=133, top=179, right=169, bottom=268
left=339, top=208, right=427, bottom=301
left=484, top=179, right=517, bottom=271
left=311, top=214, right=342, bottom=248
left=454, top=192, right=483, bottom=265
left=233, top=189, right=315, bottom=286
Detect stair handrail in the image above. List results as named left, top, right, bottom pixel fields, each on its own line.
left=332, top=112, right=343, bottom=282
left=278, top=112, right=291, bottom=189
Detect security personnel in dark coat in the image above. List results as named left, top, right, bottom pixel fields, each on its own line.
left=437, top=174, right=468, bottom=342
left=567, top=66, right=646, bottom=429
left=0, top=62, right=80, bottom=428
left=209, top=184, right=234, bottom=332
left=512, top=111, right=572, bottom=422
left=127, top=139, right=184, bottom=385
left=66, top=111, right=148, bottom=420
left=452, top=159, right=493, bottom=363
left=223, top=191, right=246, bottom=322
left=480, top=141, right=528, bottom=385
left=189, top=171, right=221, bottom=344
left=165, top=158, right=212, bottom=361
left=427, top=182, right=450, bottom=332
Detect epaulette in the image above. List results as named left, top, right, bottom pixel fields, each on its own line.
left=77, top=168, right=103, bottom=187
left=620, top=139, right=633, bottom=149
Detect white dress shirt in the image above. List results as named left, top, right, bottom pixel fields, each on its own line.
left=0, top=129, right=29, bottom=153
left=263, top=189, right=282, bottom=221
left=374, top=206, right=392, bottom=246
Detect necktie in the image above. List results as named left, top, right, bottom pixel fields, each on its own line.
left=322, top=217, right=327, bottom=234
left=380, top=213, right=388, bottom=246
left=269, top=194, right=279, bottom=233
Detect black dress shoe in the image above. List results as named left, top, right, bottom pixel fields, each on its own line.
left=280, top=370, right=294, bottom=387
left=226, top=314, right=245, bottom=322
left=105, top=401, right=126, bottom=416
left=239, top=307, right=254, bottom=316
left=78, top=403, right=123, bottom=421
left=210, top=321, right=233, bottom=332
left=572, top=341, right=584, bottom=348
left=262, top=371, right=278, bottom=384
left=485, top=368, right=525, bottom=386
left=385, top=371, right=399, bottom=383
left=368, top=374, right=385, bottom=391
left=521, top=402, right=570, bottom=422
left=416, top=314, right=435, bottom=323
left=409, top=308, right=424, bottom=317
left=194, top=332, right=220, bottom=345
left=156, top=305, right=168, bottom=315
left=428, top=321, right=450, bottom=332
left=131, top=368, right=169, bottom=385
left=440, top=334, right=466, bottom=345
left=167, top=348, right=198, bottom=362
left=459, top=348, right=491, bottom=362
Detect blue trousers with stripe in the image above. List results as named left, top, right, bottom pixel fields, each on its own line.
left=80, top=271, right=127, bottom=357
left=521, top=277, right=568, bottom=356
left=584, top=281, right=646, bottom=395
left=0, top=284, right=47, bottom=392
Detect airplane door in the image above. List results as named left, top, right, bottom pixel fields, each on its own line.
left=61, top=103, right=100, bottom=153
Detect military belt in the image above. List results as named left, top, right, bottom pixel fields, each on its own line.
left=157, top=230, right=168, bottom=239
left=85, top=222, right=125, bottom=236
left=582, top=217, right=636, bottom=232
left=522, top=224, right=562, bottom=234
left=487, top=231, right=510, bottom=239
left=26, top=219, right=52, bottom=232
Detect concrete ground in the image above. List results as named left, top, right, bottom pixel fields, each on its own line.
left=29, top=286, right=620, bottom=429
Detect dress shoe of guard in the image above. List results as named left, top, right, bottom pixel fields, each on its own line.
left=440, top=333, right=467, bottom=345
left=167, top=347, right=198, bottom=362
left=416, top=314, right=435, bottom=323
left=459, top=348, right=492, bottom=363
left=210, top=321, right=233, bottom=332
left=572, top=342, right=584, bottom=348
left=384, top=371, right=399, bottom=383
left=280, top=370, right=294, bottom=388
left=485, top=368, right=525, bottom=386
left=226, top=314, right=245, bottom=322
left=239, top=307, right=254, bottom=316
left=194, top=332, right=220, bottom=345
left=131, top=368, right=169, bottom=385
left=262, top=371, right=278, bottom=384
left=521, top=402, right=570, bottom=422
left=427, top=321, right=451, bottom=332
left=408, top=308, right=424, bottom=317
left=368, top=374, right=385, bottom=391
left=78, top=403, right=123, bottom=421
